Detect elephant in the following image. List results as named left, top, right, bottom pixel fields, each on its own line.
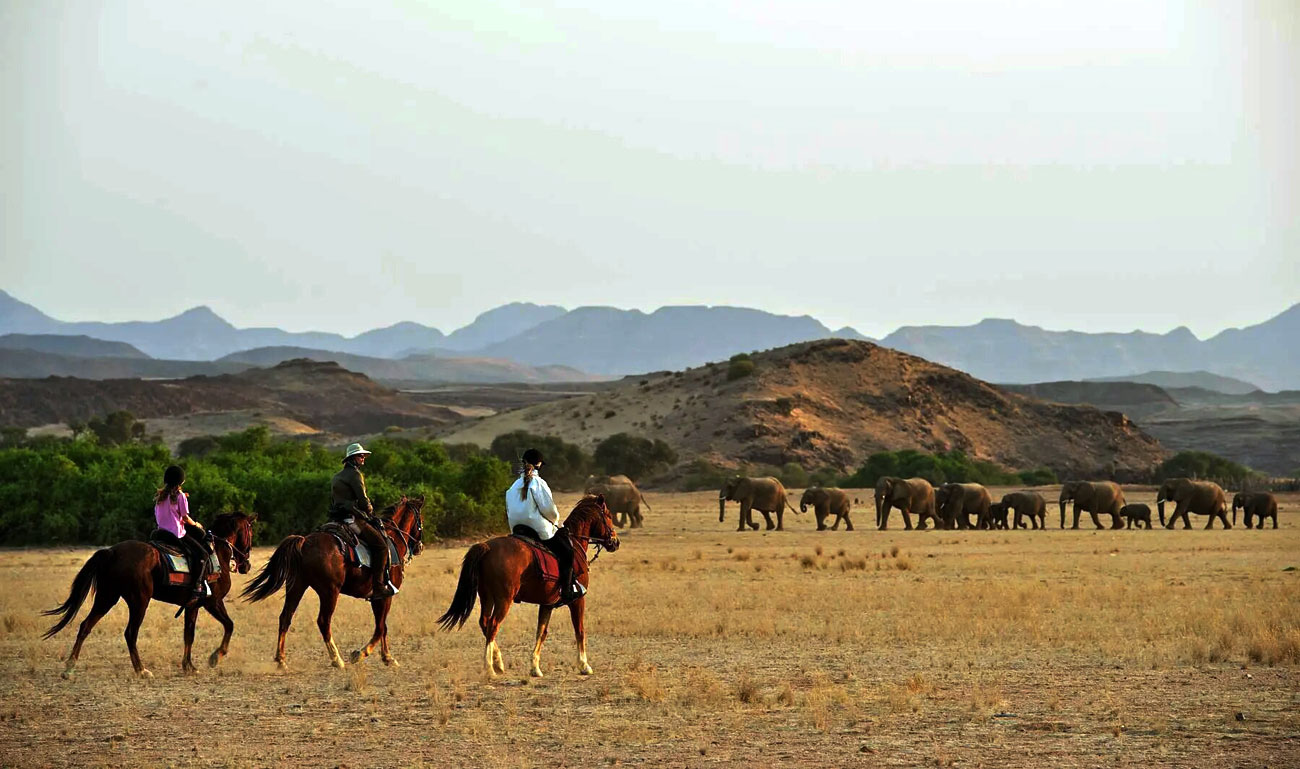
left=584, top=474, right=650, bottom=528
left=1119, top=503, right=1153, bottom=529
left=800, top=487, right=853, bottom=531
left=719, top=476, right=799, bottom=531
left=873, top=477, right=937, bottom=530
left=987, top=502, right=1010, bottom=529
left=1156, top=478, right=1230, bottom=529
left=1058, top=481, right=1125, bottom=529
left=998, top=491, right=1047, bottom=530
left=935, top=483, right=992, bottom=530
left=1233, top=492, right=1278, bottom=529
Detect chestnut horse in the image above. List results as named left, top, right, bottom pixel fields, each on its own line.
left=438, top=495, right=619, bottom=678
left=243, top=496, right=424, bottom=669
left=43, top=512, right=255, bottom=678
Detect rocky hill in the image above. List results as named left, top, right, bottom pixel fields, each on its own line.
left=0, top=359, right=460, bottom=437
left=440, top=339, right=1168, bottom=479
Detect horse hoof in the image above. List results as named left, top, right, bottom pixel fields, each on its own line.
left=383, top=657, right=399, bottom=668
left=332, top=659, right=346, bottom=669
left=350, top=650, right=364, bottom=664
left=530, top=667, right=544, bottom=678
left=183, top=665, right=197, bottom=676
left=579, top=665, right=593, bottom=676
left=208, top=652, right=222, bottom=668
left=276, top=659, right=289, bottom=671
left=61, top=670, right=74, bottom=680
left=138, top=669, right=153, bottom=679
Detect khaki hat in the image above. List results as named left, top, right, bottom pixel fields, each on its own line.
left=344, top=443, right=372, bottom=459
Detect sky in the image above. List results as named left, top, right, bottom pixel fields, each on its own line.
left=2, top=0, right=1297, bottom=338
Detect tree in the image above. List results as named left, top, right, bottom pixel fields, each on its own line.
left=593, top=433, right=677, bottom=480
left=86, top=411, right=146, bottom=447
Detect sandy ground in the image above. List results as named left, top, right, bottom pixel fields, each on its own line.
left=1, top=488, right=1297, bottom=768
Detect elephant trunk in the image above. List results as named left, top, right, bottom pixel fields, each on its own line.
left=1231, top=499, right=1240, bottom=526
left=1157, top=500, right=1166, bottom=527
left=718, top=495, right=726, bottom=523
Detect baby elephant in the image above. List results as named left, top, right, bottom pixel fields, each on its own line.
left=1120, top=503, right=1153, bottom=529
left=987, top=502, right=1011, bottom=530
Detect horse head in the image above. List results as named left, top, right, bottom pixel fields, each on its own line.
left=211, top=512, right=255, bottom=574
left=386, top=495, right=425, bottom=557
left=565, top=494, right=620, bottom=551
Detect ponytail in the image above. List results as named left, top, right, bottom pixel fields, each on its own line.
left=519, top=462, right=536, bottom=501
left=155, top=484, right=181, bottom=505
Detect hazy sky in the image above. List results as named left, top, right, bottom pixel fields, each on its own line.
left=3, top=1, right=1297, bottom=338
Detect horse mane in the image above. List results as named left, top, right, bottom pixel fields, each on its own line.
left=564, top=494, right=607, bottom=527
left=380, top=495, right=425, bottom=520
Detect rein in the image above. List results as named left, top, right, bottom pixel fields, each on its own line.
left=380, top=504, right=423, bottom=564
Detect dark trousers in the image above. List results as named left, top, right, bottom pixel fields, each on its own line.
left=355, top=519, right=391, bottom=591
left=153, top=529, right=210, bottom=590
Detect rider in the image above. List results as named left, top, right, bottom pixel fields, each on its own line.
left=505, top=448, right=584, bottom=605
left=152, top=465, right=211, bottom=601
left=330, top=443, right=398, bottom=600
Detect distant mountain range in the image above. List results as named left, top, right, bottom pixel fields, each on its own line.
left=2, top=289, right=1296, bottom=389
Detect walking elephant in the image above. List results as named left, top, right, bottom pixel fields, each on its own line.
left=999, top=491, right=1047, bottom=529
left=585, top=475, right=650, bottom=528
left=874, top=477, right=937, bottom=530
left=1058, top=481, right=1125, bottom=529
left=1119, top=503, right=1153, bottom=529
left=1233, top=492, right=1278, bottom=529
left=935, top=483, right=992, bottom=530
left=800, top=487, right=853, bottom=531
left=1156, top=478, right=1230, bottom=529
left=720, top=476, right=798, bottom=531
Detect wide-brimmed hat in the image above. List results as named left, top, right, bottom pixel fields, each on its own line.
left=344, top=443, right=372, bottom=460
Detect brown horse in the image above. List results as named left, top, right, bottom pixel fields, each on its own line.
left=43, top=512, right=255, bottom=678
left=243, top=496, right=424, bottom=669
left=438, top=495, right=619, bottom=678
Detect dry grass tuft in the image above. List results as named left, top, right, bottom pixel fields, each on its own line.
left=732, top=550, right=752, bottom=562
left=894, top=557, right=914, bottom=571
left=735, top=674, right=760, bottom=704
left=890, top=545, right=901, bottom=558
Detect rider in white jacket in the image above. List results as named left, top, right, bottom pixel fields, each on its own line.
left=505, top=448, right=584, bottom=604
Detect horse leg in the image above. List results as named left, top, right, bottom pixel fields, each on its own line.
left=63, top=589, right=119, bottom=679
left=181, top=605, right=200, bottom=674
left=353, top=597, right=395, bottom=666
left=124, top=594, right=152, bottom=677
left=530, top=606, right=553, bottom=678
left=204, top=600, right=235, bottom=668
left=275, top=580, right=307, bottom=669
left=479, top=592, right=508, bottom=678
left=569, top=597, right=592, bottom=675
left=316, top=587, right=345, bottom=668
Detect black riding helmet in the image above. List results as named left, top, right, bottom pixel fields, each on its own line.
left=164, top=465, right=185, bottom=486
left=522, top=448, right=544, bottom=466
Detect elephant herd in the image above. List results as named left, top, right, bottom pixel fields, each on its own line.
left=585, top=472, right=1280, bottom=533
left=715, top=475, right=1280, bottom=532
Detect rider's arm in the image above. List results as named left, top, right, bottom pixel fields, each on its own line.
left=178, top=492, right=201, bottom=529
left=531, top=476, right=561, bottom=526
left=350, top=468, right=374, bottom=515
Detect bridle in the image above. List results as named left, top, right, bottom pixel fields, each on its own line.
left=380, top=500, right=424, bottom=564
left=571, top=502, right=618, bottom=564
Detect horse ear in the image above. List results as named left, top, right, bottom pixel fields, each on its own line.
left=596, top=493, right=606, bottom=505
left=249, top=512, right=258, bottom=522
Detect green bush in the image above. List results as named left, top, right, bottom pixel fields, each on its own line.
left=727, top=359, right=756, bottom=381
left=488, top=430, right=592, bottom=490
left=593, top=433, right=678, bottom=481
left=842, top=449, right=1022, bottom=487
left=1017, top=467, right=1059, bottom=486
left=0, top=427, right=512, bottom=546
left=1155, top=451, right=1259, bottom=484
left=680, top=458, right=733, bottom=492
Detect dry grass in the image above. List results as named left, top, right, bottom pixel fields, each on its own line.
left=0, top=488, right=1298, bottom=767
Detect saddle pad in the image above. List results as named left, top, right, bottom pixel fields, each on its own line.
left=158, top=550, right=221, bottom=574
left=510, top=533, right=560, bottom=582
left=354, top=538, right=401, bottom=569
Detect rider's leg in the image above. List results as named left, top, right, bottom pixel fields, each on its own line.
left=545, top=532, right=581, bottom=603
left=357, top=521, right=395, bottom=598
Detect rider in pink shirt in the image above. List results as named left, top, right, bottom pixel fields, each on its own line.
left=153, top=465, right=210, bottom=599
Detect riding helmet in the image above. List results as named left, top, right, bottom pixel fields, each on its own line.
left=163, top=465, right=185, bottom=486
left=522, top=448, right=544, bottom=466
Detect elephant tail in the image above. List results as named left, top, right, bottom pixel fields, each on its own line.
left=785, top=496, right=800, bottom=514
left=639, top=491, right=651, bottom=511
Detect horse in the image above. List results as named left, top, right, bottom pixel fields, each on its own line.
left=43, top=512, right=255, bottom=678
left=438, top=494, right=620, bottom=678
left=242, top=496, right=424, bottom=669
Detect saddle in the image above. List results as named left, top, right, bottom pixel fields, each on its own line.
left=149, top=536, right=220, bottom=587
left=510, top=527, right=586, bottom=587
left=318, top=520, right=399, bottom=569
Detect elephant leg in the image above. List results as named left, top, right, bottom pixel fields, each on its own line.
left=1178, top=504, right=1192, bottom=529
left=1110, top=512, right=1123, bottom=530
left=902, top=508, right=914, bottom=531
left=738, top=502, right=751, bottom=532
left=843, top=513, right=853, bottom=531
left=816, top=513, right=827, bottom=531
left=1071, top=506, right=1082, bottom=530
left=758, top=509, right=776, bottom=530
left=1088, top=511, right=1103, bottom=529
left=775, top=509, right=784, bottom=531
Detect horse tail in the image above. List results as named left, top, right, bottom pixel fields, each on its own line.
left=242, top=535, right=303, bottom=603
left=438, top=542, right=489, bottom=631
left=42, top=548, right=111, bottom=639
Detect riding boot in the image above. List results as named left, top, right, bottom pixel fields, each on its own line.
left=547, top=532, right=584, bottom=605
left=186, top=533, right=209, bottom=600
